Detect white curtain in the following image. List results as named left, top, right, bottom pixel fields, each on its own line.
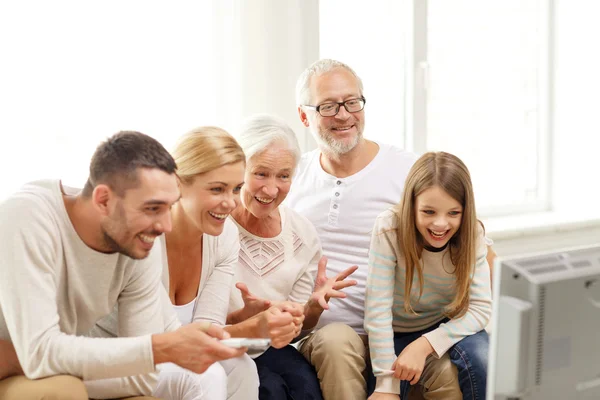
left=0, top=1, right=318, bottom=200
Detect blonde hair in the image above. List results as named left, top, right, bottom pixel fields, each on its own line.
left=172, top=126, right=246, bottom=185
left=394, top=152, right=477, bottom=319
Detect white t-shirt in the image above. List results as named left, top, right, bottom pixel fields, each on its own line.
left=286, top=143, right=417, bottom=334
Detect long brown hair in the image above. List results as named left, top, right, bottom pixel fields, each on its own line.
left=394, top=152, right=477, bottom=318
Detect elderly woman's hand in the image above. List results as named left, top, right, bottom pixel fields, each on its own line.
left=273, top=301, right=305, bottom=333
left=309, top=256, right=358, bottom=311
left=257, top=306, right=302, bottom=348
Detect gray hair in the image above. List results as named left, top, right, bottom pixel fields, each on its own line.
left=295, top=59, right=364, bottom=106
left=237, top=114, right=302, bottom=168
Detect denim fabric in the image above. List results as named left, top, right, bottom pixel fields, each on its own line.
left=254, top=345, right=323, bottom=400
left=447, top=329, right=488, bottom=400
left=367, top=319, right=488, bottom=400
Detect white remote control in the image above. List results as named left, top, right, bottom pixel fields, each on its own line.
left=378, top=369, right=396, bottom=376
left=220, top=338, right=271, bottom=350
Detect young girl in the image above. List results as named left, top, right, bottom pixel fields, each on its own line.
left=365, top=152, right=492, bottom=400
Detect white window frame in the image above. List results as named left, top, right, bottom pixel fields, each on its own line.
left=406, top=0, right=555, bottom=219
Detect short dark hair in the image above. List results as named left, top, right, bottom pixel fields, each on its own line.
left=82, top=131, right=177, bottom=197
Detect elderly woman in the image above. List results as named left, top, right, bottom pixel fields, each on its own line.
left=227, top=115, right=357, bottom=400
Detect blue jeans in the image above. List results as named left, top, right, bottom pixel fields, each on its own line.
left=393, top=320, right=488, bottom=400
left=367, top=320, right=488, bottom=399
left=254, top=345, right=323, bottom=400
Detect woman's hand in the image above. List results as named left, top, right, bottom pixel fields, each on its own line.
left=256, top=306, right=300, bottom=348
left=226, top=283, right=271, bottom=324
left=308, top=256, right=358, bottom=310
left=392, top=337, right=434, bottom=384
left=237, top=282, right=272, bottom=319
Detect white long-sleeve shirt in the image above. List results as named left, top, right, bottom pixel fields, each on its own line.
left=0, top=180, right=167, bottom=397
left=365, top=209, right=492, bottom=394
left=159, top=218, right=240, bottom=326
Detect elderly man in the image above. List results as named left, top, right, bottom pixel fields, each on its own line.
left=0, top=131, right=245, bottom=400
left=286, top=59, right=463, bottom=400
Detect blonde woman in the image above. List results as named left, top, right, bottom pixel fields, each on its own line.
left=156, top=127, right=300, bottom=400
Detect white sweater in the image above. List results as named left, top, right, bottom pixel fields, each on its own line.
left=228, top=206, right=321, bottom=356
left=158, top=217, right=240, bottom=325
left=0, top=180, right=167, bottom=397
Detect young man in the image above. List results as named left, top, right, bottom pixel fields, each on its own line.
left=0, top=131, right=245, bottom=399
left=286, top=59, right=463, bottom=400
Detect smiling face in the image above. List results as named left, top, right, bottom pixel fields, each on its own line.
left=300, top=67, right=365, bottom=156
left=242, top=143, right=295, bottom=219
left=100, top=168, right=180, bottom=259
left=178, top=161, right=245, bottom=236
left=414, top=185, right=463, bottom=248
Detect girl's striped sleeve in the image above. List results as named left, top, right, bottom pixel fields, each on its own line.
left=365, top=210, right=400, bottom=394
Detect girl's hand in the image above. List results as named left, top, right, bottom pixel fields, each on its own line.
left=309, top=256, right=358, bottom=310
left=368, top=392, right=400, bottom=400
left=392, top=337, right=434, bottom=384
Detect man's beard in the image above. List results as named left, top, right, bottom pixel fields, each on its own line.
left=315, top=128, right=362, bottom=157
left=102, top=229, right=141, bottom=259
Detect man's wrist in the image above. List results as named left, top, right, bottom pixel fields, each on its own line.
left=151, top=332, right=173, bottom=365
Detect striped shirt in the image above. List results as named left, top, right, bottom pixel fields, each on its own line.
left=365, top=209, right=492, bottom=394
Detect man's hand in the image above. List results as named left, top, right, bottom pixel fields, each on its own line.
left=368, top=392, right=400, bottom=400
left=309, top=256, right=358, bottom=310
left=0, top=339, right=23, bottom=379
left=392, top=337, right=434, bottom=384
left=256, top=306, right=300, bottom=349
left=152, top=322, right=246, bottom=374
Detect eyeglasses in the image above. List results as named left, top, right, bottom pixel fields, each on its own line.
left=303, top=97, right=366, bottom=117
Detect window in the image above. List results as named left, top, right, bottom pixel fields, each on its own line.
left=320, top=0, right=552, bottom=218
left=418, top=0, right=551, bottom=216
